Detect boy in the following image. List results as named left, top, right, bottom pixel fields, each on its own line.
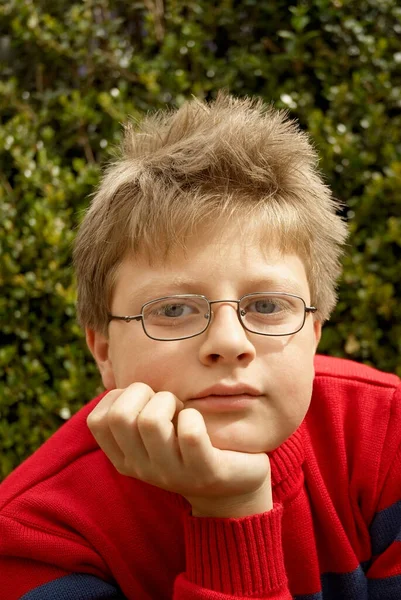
left=1, top=93, right=400, bottom=599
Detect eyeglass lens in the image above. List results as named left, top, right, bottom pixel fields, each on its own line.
left=142, top=294, right=305, bottom=340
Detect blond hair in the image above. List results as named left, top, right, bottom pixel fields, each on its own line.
left=73, top=92, right=348, bottom=333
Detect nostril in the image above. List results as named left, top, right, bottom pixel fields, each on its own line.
left=207, top=351, right=251, bottom=363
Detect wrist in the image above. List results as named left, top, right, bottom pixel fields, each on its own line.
left=189, top=480, right=273, bottom=518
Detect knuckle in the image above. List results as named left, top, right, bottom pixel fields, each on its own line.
left=86, top=412, right=96, bottom=429
left=86, top=411, right=103, bottom=434
left=87, top=390, right=124, bottom=431
left=107, top=406, right=128, bottom=429
left=154, top=390, right=175, bottom=401
left=113, top=460, right=128, bottom=476
left=127, top=382, right=154, bottom=396
left=137, top=411, right=159, bottom=433
left=114, top=458, right=138, bottom=478
left=180, top=427, right=203, bottom=446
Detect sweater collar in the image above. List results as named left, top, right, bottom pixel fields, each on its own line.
left=267, top=423, right=305, bottom=502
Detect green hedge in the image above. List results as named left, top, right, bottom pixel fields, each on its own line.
left=1, top=0, right=400, bottom=479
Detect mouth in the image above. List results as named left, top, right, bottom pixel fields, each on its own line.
left=186, top=390, right=262, bottom=412
left=191, top=383, right=262, bottom=400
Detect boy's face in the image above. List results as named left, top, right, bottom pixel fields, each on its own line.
left=87, top=225, right=321, bottom=453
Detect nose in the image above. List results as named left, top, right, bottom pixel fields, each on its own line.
left=198, top=302, right=256, bottom=366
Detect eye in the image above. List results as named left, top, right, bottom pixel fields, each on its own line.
left=146, top=299, right=203, bottom=321
left=246, top=298, right=282, bottom=314
left=241, top=295, right=296, bottom=318
left=158, top=303, right=194, bottom=318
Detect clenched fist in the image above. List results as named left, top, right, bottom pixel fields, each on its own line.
left=87, top=383, right=273, bottom=517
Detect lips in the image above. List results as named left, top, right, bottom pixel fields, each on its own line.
left=190, top=383, right=262, bottom=400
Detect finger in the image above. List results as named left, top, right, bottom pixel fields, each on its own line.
left=87, top=389, right=126, bottom=468
left=176, top=408, right=216, bottom=473
left=87, top=388, right=124, bottom=427
left=107, top=383, right=155, bottom=468
left=137, top=392, right=184, bottom=468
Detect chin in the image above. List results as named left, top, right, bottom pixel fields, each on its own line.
left=206, top=419, right=300, bottom=454
left=207, top=429, right=285, bottom=454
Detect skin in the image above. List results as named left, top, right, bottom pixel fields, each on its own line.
left=86, top=225, right=321, bottom=517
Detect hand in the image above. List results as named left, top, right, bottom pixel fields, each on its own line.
left=87, top=383, right=273, bottom=518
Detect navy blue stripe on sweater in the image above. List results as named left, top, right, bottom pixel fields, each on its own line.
left=18, top=568, right=401, bottom=599
left=20, top=573, right=126, bottom=599
left=369, top=498, right=401, bottom=555
left=321, top=566, right=368, bottom=599
left=368, top=574, right=401, bottom=600
left=293, top=568, right=401, bottom=600
left=294, top=565, right=367, bottom=600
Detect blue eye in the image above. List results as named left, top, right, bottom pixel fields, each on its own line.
left=240, top=295, right=296, bottom=319
left=256, top=300, right=279, bottom=314
left=159, top=303, right=192, bottom=318
left=246, top=299, right=282, bottom=314
left=147, top=301, right=201, bottom=320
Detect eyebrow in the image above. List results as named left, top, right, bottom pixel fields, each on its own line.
left=246, top=276, right=305, bottom=296
left=127, top=276, right=306, bottom=304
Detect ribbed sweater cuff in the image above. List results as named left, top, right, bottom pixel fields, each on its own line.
left=184, top=504, right=287, bottom=596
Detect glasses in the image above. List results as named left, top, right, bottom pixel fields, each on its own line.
left=108, top=292, right=317, bottom=342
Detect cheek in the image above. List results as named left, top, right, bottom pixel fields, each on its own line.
left=265, top=334, right=315, bottom=414
left=280, top=352, right=315, bottom=421
left=112, top=340, right=187, bottom=392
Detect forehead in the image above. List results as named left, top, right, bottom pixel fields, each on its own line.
left=111, top=224, right=310, bottom=307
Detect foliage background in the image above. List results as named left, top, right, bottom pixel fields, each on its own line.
left=1, top=0, right=400, bottom=479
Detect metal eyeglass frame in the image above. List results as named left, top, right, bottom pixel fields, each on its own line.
left=108, top=292, right=317, bottom=342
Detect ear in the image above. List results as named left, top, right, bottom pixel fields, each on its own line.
left=85, top=327, right=116, bottom=390
left=313, top=320, right=322, bottom=353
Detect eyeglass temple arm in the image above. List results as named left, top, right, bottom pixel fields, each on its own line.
left=108, top=314, right=142, bottom=323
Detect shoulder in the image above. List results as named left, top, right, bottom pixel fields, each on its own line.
left=0, top=392, right=108, bottom=511
left=308, top=355, right=401, bottom=489
left=0, top=390, right=182, bottom=516
left=314, top=354, right=400, bottom=389
left=312, top=355, right=401, bottom=412
left=305, top=357, right=401, bottom=532
left=311, top=354, right=401, bottom=424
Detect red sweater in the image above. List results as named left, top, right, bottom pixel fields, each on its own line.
left=1, top=356, right=401, bottom=599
